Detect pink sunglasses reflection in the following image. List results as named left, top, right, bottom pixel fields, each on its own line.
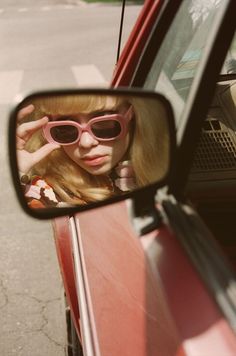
left=43, top=107, right=133, bottom=145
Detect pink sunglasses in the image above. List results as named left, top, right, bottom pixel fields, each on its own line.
left=43, top=107, right=133, bottom=146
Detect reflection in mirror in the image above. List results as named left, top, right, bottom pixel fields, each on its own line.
left=15, top=92, right=171, bottom=210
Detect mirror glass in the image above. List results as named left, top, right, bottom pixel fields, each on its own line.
left=13, top=91, right=172, bottom=211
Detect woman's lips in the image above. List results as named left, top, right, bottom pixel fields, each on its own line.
left=81, top=155, right=108, bottom=166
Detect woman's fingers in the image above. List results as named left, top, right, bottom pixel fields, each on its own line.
left=17, top=116, right=49, bottom=140
left=16, top=104, right=46, bottom=148
left=16, top=104, right=59, bottom=174
left=30, top=143, right=60, bottom=166
left=16, top=116, right=48, bottom=150
left=17, top=104, right=35, bottom=121
left=17, top=143, right=60, bottom=174
left=16, top=136, right=26, bottom=150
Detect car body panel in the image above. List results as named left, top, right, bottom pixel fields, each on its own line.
left=75, top=201, right=179, bottom=356
left=51, top=0, right=236, bottom=354
left=141, top=220, right=236, bottom=355
left=73, top=201, right=236, bottom=355
left=52, top=217, right=82, bottom=340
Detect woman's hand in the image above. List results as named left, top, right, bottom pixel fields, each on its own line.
left=114, top=160, right=136, bottom=192
left=16, top=104, right=60, bottom=174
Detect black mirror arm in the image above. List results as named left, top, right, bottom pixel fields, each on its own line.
left=116, top=0, right=126, bottom=63
left=127, top=189, right=163, bottom=236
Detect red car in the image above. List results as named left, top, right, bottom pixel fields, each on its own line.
left=8, top=0, right=236, bottom=355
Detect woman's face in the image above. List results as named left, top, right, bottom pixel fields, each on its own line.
left=60, top=103, right=132, bottom=175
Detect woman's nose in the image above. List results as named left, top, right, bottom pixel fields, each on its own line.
left=78, top=131, right=99, bottom=148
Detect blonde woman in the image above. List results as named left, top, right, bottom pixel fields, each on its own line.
left=16, top=93, right=169, bottom=208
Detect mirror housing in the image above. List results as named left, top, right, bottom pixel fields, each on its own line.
left=8, top=88, right=176, bottom=219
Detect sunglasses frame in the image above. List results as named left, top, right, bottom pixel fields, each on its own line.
left=43, top=109, right=133, bottom=145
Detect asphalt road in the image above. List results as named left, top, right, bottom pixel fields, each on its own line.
left=0, top=1, right=141, bottom=354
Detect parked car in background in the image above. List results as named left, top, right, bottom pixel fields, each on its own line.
left=8, top=0, right=236, bottom=355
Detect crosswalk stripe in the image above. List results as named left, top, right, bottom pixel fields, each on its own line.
left=0, top=70, right=23, bottom=105
left=72, top=65, right=107, bottom=87
left=63, top=5, right=76, bottom=9
left=41, top=6, right=51, bottom=11
left=18, top=8, right=29, bottom=12
left=0, top=65, right=107, bottom=105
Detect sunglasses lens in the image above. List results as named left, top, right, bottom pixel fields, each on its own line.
left=91, top=120, right=121, bottom=139
left=50, top=125, right=79, bottom=144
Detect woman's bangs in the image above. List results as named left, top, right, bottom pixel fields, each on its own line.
left=37, top=95, right=124, bottom=116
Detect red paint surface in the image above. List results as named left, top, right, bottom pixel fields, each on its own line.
left=52, top=217, right=82, bottom=340
left=74, top=201, right=236, bottom=355
left=76, top=201, right=179, bottom=356
left=140, top=226, right=236, bottom=355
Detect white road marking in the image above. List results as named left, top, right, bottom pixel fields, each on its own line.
left=18, top=8, right=29, bottom=12
left=72, top=65, right=107, bottom=87
left=63, top=5, right=76, bottom=9
left=0, top=70, right=23, bottom=105
left=41, top=6, right=51, bottom=11
left=0, top=65, right=107, bottom=105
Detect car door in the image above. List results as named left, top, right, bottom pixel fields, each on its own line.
left=52, top=0, right=236, bottom=355
left=114, top=0, right=236, bottom=351
left=114, top=0, right=236, bottom=352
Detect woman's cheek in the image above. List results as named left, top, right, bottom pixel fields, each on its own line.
left=63, top=145, right=79, bottom=161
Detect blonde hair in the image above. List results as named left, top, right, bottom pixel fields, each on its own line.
left=21, top=94, right=169, bottom=204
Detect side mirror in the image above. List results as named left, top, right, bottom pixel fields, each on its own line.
left=8, top=88, right=176, bottom=219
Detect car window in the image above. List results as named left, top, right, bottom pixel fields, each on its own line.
left=221, top=33, right=236, bottom=75
left=143, top=0, right=227, bottom=127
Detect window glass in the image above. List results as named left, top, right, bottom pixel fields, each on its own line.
left=143, top=0, right=226, bottom=126
left=221, top=33, right=236, bottom=75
